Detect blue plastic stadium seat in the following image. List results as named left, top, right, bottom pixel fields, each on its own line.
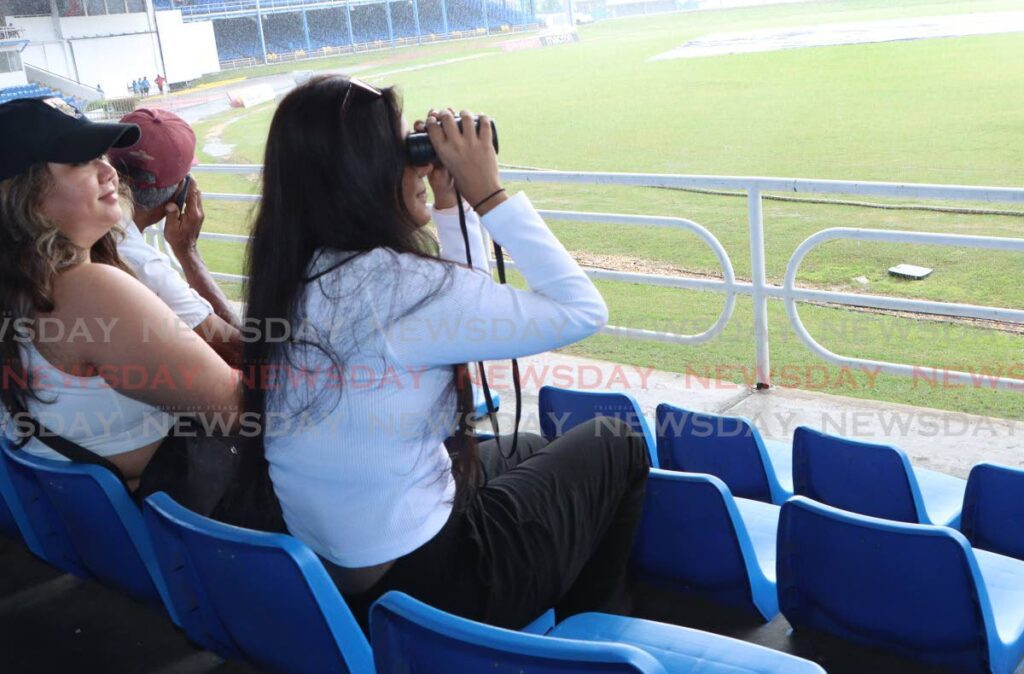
left=372, top=591, right=666, bottom=673
left=793, top=425, right=966, bottom=526
left=2, top=443, right=87, bottom=575
left=631, top=469, right=778, bottom=621
left=372, top=590, right=825, bottom=673
left=0, top=437, right=39, bottom=548
left=143, top=492, right=376, bottom=673
left=655, top=403, right=792, bottom=504
left=0, top=488, right=17, bottom=540
left=551, top=612, right=826, bottom=673
left=779, top=495, right=1024, bottom=674
left=3, top=447, right=177, bottom=621
left=0, top=442, right=20, bottom=540
left=538, top=386, right=657, bottom=466
left=472, top=381, right=499, bottom=419
left=962, top=463, right=1024, bottom=561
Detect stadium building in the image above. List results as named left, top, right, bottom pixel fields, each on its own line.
left=0, top=0, right=536, bottom=103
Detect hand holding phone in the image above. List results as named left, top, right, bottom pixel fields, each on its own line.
left=163, top=174, right=205, bottom=254
left=174, top=174, right=193, bottom=220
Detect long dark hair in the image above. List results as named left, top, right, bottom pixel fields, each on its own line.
left=0, top=163, right=133, bottom=428
left=240, top=75, right=480, bottom=516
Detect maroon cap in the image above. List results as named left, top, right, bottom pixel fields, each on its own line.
left=107, top=108, right=196, bottom=189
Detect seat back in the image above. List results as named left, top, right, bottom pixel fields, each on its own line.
left=631, top=469, right=771, bottom=617
left=792, top=426, right=926, bottom=523
left=778, top=496, right=996, bottom=674
left=143, top=492, right=374, bottom=674
left=962, top=462, right=1024, bottom=560
left=0, top=488, right=17, bottom=540
left=655, top=404, right=776, bottom=502
left=6, top=449, right=176, bottom=620
left=538, top=387, right=656, bottom=465
left=370, top=591, right=667, bottom=674
left=2, top=444, right=87, bottom=575
left=0, top=436, right=35, bottom=546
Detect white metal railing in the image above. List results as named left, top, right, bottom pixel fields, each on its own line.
left=181, top=165, right=1024, bottom=393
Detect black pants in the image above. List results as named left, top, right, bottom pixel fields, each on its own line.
left=337, top=417, right=651, bottom=632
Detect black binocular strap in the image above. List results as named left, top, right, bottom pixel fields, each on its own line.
left=456, top=195, right=522, bottom=459
left=490, top=239, right=523, bottom=458
left=11, top=400, right=132, bottom=492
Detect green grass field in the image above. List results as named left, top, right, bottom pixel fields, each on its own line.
left=187, top=0, right=1024, bottom=420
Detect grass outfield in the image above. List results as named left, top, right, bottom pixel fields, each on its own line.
left=187, top=0, right=1024, bottom=420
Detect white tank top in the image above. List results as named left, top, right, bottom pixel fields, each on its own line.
left=14, top=341, right=176, bottom=461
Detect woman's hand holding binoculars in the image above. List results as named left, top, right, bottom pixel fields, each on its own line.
left=423, top=109, right=507, bottom=215
left=414, top=116, right=457, bottom=210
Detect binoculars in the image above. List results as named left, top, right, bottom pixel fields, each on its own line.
left=406, top=116, right=499, bottom=166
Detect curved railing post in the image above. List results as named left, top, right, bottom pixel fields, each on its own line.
left=747, top=189, right=771, bottom=389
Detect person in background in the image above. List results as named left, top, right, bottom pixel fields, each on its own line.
left=141, top=77, right=150, bottom=96
left=96, top=84, right=104, bottom=99
left=107, top=108, right=242, bottom=366
left=155, top=74, right=166, bottom=95
left=131, top=79, right=139, bottom=96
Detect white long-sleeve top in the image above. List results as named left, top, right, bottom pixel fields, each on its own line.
left=264, top=193, right=607, bottom=568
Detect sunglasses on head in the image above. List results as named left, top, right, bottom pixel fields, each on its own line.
left=340, top=78, right=382, bottom=121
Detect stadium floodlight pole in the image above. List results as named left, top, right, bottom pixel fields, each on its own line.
left=344, top=2, right=355, bottom=50
left=412, top=0, right=421, bottom=45
left=301, top=9, right=312, bottom=53
left=145, top=0, right=168, bottom=86
left=567, top=0, right=575, bottom=27
left=255, top=0, right=268, bottom=64
left=440, top=0, right=449, bottom=35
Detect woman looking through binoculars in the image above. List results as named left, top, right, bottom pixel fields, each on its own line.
left=240, top=75, right=650, bottom=630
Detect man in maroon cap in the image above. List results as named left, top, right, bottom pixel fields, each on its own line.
left=108, top=108, right=241, bottom=366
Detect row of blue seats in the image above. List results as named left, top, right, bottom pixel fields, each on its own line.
left=3, top=384, right=1022, bottom=672
left=541, top=386, right=1022, bottom=554
left=538, top=385, right=1024, bottom=674
left=1, top=84, right=46, bottom=93
left=209, top=3, right=530, bottom=61
left=0, top=434, right=824, bottom=673
left=0, top=84, right=56, bottom=105
left=0, top=85, right=86, bottom=111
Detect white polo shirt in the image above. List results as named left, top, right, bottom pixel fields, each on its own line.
left=117, top=217, right=214, bottom=329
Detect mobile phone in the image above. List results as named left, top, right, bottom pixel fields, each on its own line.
left=175, top=174, right=193, bottom=218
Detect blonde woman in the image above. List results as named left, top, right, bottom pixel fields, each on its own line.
left=0, top=98, right=240, bottom=498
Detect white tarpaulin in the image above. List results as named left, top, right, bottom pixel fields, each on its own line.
left=651, top=10, right=1024, bottom=61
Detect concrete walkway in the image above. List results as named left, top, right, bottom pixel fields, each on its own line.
left=480, top=351, right=1023, bottom=478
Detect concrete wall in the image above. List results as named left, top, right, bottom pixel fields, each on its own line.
left=24, top=62, right=103, bottom=100
left=155, top=11, right=220, bottom=84
left=72, top=32, right=162, bottom=95
left=0, top=69, right=29, bottom=88
left=16, top=10, right=218, bottom=94
left=17, top=16, right=71, bottom=78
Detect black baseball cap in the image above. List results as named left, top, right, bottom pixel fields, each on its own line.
left=0, top=97, right=141, bottom=182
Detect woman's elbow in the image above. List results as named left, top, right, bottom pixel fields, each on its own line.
left=581, top=296, right=609, bottom=336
